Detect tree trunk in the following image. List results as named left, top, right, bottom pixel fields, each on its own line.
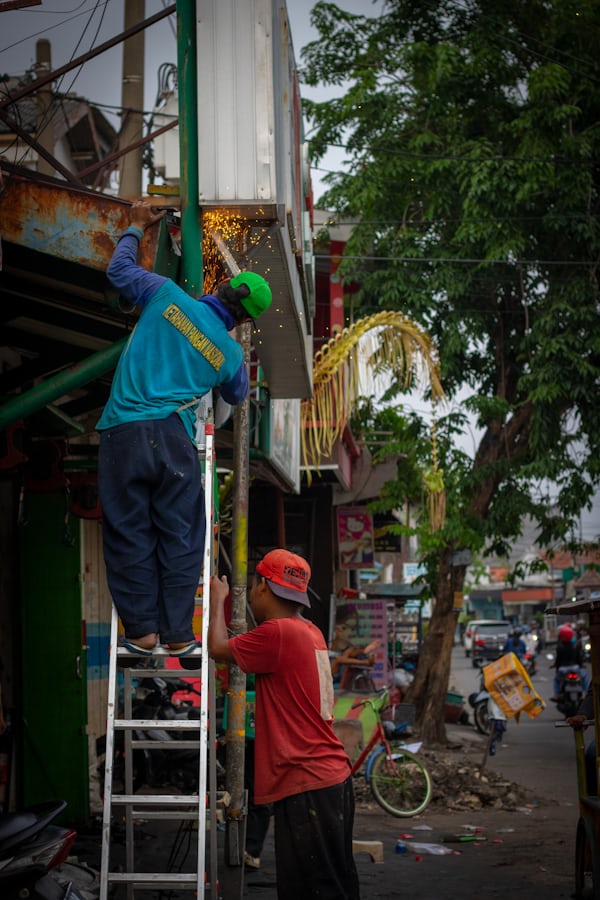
left=406, top=551, right=466, bottom=744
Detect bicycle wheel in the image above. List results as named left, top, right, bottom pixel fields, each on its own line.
left=369, top=745, right=431, bottom=817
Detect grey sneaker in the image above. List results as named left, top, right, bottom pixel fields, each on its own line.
left=244, top=852, right=261, bottom=870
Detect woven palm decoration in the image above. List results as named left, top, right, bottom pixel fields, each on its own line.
left=301, top=310, right=446, bottom=528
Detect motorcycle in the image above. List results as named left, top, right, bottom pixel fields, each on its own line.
left=579, top=633, right=592, bottom=663
left=468, top=673, right=507, bottom=737
left=554, top=665, right=586, bottom=718
left=523, top=651, right=537, bottom=677
left=0, top=799, right=88, bottom=900
left=468, top=675, right=492, bottom=735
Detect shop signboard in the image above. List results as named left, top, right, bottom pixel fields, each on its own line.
left=337, top=507, right=375, bottom=570
left=330, top=599, right=388, bottom=689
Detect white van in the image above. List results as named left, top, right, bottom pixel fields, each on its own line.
left=463, top=619, right=509, bottom=657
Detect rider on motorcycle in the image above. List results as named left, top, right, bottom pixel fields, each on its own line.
left=503, top=627, right=526, bottom=660
left=550, top=624, right=589, bottom=701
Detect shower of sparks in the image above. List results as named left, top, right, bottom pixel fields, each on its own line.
left=202, top=210, right=249, bottom=293
left=201, top=209, right=276, bottom=297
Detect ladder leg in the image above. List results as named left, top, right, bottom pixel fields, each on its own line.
left=196, top=421, right=215, bottom=900
left=99, top=606, right=119, bottom=900
left=124, top=667, right=135, bottom=900
left=208, top=657, right=219, bottom=899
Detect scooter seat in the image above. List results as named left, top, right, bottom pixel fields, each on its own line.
left=0, top=800, right=66, bottom=851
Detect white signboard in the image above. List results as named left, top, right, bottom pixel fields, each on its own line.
left=267, top=398, right=300, bottom=493
left=403, top=563, right=427, bottom=583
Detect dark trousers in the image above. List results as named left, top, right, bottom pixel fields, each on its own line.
left=245, top=741, right=272, bottom=857
left=274, top=777, right=360, bottom=900
left=98, top=415, right=204, bottom=644
left=586, top=739, right=597, bottom=795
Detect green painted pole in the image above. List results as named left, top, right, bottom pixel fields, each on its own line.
left=0, top=337, right=127, bottom=432
left=176, top=0, right=202, bottom=297
left=176, top=6, right=247, bottom=894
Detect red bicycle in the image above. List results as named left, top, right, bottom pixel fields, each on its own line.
left=341, top=689, right=432, bottom=817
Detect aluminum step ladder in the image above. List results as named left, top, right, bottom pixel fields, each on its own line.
left=100, top=421, right=221, bottom=899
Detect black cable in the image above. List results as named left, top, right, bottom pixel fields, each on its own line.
left=308, top=141, right=599, bottom=166
left=52, top=0, right=108, bottom=99
left=0, top=0, right=112, bottom=53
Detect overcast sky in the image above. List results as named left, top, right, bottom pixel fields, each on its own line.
left=0, top=0, right=380, bottom=200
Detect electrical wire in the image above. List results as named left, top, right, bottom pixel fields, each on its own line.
left=52, top=0, right=107, bottom=97
left=308, top=142, right=599, bottom=166
left=314, top=254, right=599, bottom=266
left=6, top=0, right=108, bottom=168
left=312, top=206, right=598, bottom=227
left=0, top=0, right=112, bottom=53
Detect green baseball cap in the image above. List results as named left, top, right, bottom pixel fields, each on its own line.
left=231, top=272, right=272, bottom=319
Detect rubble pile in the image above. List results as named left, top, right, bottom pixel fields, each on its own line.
left=353, top=742, right=539, bottom=812
left=424, top=748, right=536, bottom=810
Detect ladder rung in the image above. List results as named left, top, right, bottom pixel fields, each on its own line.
left=107, top=873, right=201, bottom=888
left=111, top=794, right=202, bottom=806
left=112, top=791, right=231, bottom=819
left=121, top=667, right=201, bottom=678
left=114, top=718, right=201, bottom=730
left=119, top=809, right=202, bottom=821
left=131, top=739, right=200, bottom=749
left=116, top=646, right=202, bottom=658
left=109, top=790, right=230, bottom=808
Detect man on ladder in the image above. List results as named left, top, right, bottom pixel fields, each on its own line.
left=97, top=200, right=272, bottom=899
left=97, top=200, right=272, bottom=662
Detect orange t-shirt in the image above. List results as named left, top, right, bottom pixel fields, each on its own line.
left=230, top=617, right=351, bottom=804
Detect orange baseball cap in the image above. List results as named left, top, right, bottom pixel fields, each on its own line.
left=256, top=549, right=311, bottom=607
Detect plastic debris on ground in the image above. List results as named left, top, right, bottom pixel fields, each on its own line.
left=395, top=841, right=454, bottom=856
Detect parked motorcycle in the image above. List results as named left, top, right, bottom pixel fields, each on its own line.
left=468, top=674, right=492, bottom=735
left=0, top=799, right=88, bottom=900
left=468, top=673, right=508, bottom=737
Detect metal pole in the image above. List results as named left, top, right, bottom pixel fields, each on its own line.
left=176, top=0, right=202, bottom=296
left=0, top=338, right=127, bottom=431
left=118, top=0, right=145, bottom=198
left=35, top=40, right=54, bottom=177
left=221, top=325, right=252, bottom=899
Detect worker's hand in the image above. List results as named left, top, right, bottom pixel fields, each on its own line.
left=210, top=574, right=230, bottom=605
left=565, top=714, right=587, bottom=729
left=128, top=200, right=166, bottom=231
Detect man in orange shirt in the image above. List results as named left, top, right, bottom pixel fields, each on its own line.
left=208, top=549, right=360, bottom=899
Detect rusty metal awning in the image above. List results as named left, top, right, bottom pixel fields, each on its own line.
left=0, top=164, right=313, bottom=443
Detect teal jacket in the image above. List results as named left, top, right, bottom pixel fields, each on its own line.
left=97, top=227, right=247, bottom=441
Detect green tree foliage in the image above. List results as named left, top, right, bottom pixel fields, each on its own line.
left=301, top=0, right=600, bottom=741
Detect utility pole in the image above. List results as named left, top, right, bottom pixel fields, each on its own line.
left=35, top=39, right=54, bottom=176
left=118, top=0, right=145, bottom=198
left=221, top=324, right=252, bottom=900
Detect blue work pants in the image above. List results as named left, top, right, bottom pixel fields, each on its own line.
left=98, top=415, right=204, bottom=644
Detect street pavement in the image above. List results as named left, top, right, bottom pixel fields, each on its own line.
left=75, top=644, right=584, bottom=898
left=241, top=647, right=582, bottom=898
